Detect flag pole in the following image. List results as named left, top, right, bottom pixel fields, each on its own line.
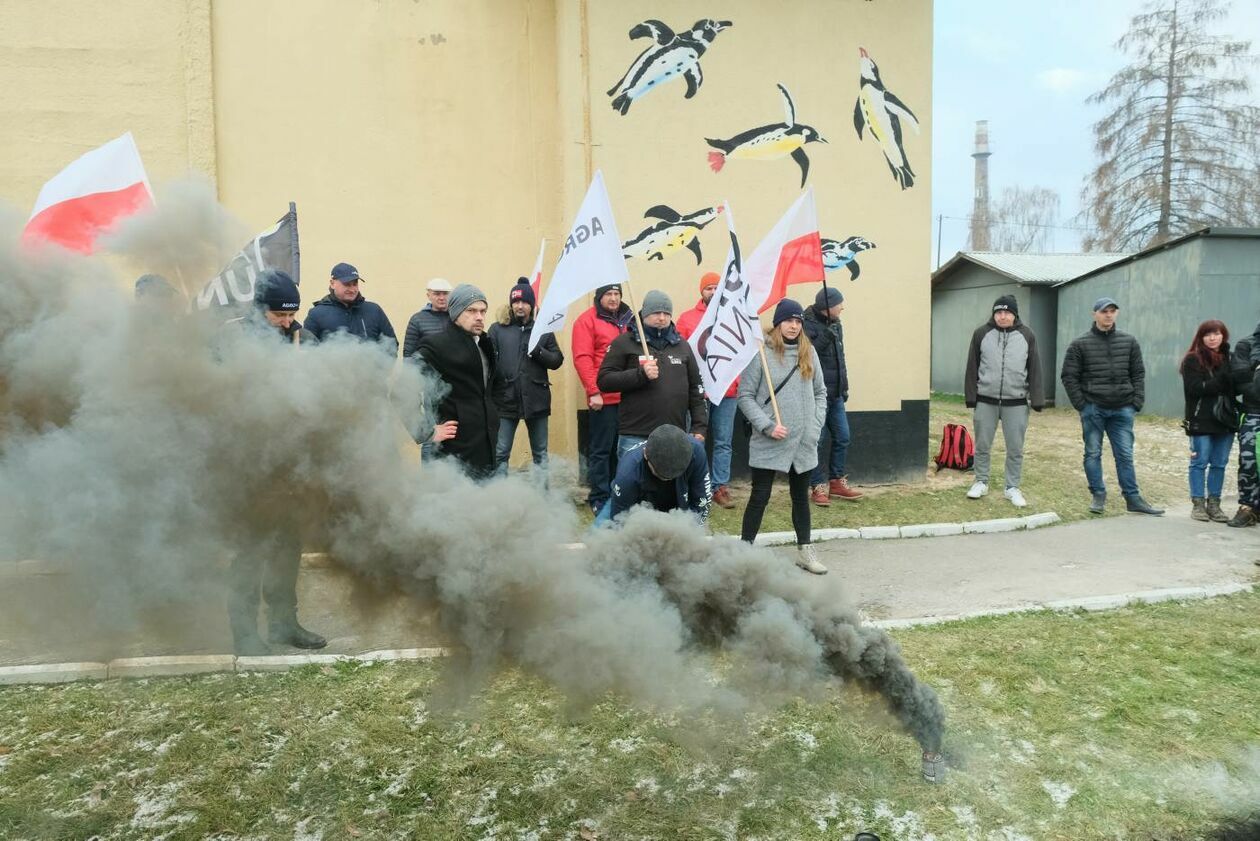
left=619, top=279, right=652, bottom=358
left=757, top=342, right=784, bottom=427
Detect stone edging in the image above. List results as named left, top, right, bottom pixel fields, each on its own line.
left=752, top=511, right=1061, bottom=547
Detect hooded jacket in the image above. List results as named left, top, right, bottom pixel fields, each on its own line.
left=403, top=305, right=450, bottom=358
left=303, top=293, right=397, bottom=353
left=488, top=315, right=564, bottom=420
left=608, top=437, right=711, bottom=525
left=964, top=317, right=1044, bottom=409
left=801, top=304, right=848, bottom=401
left=417, top=326, right=500, bottom=475
left=1060, top=324, right=1146, bottom=411
left=597, top=320, right=708, bottom=438
left=572, top=299, right=633, bottom=405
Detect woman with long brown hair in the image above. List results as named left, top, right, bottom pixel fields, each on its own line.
left=1180, top=319, right=1236, bottom=522
left=738, top=299, right=828, bottom=573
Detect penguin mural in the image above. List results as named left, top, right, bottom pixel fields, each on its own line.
left=821, top=236, right=877, bottom=280
left=853, top=46, right=920, bottom=190
left=706, top=84, right=827, bottom=188
left=622, top=204, right=724, bottom=263
left=607, top=19, right=733, bottom=115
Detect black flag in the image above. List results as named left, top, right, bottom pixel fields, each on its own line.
left=195, top=202, right=300, bottom=311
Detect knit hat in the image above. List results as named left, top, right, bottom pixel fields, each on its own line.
left=772, top=298, right=804, bottom=326
left=509, top=277, right=536, bottom=308
left=699, top=271, right=720, bottom=294
left=641, top=289, right=673, bottom=318
left=645, top=425, right=694, bottom=480
left=1093, top=296, right=1119, bottom=312
left=815, top=286, right=844, bottom=309
left=448, top=283, right=488, bottom=321
left=992, top=294, right=1019, bottom=317
left=595, top=284, right=622, bottom=304
left=254, top=270, right=301, bottom=312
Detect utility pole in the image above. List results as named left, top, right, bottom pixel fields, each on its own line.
left=969, top=120, right=992, bottom=251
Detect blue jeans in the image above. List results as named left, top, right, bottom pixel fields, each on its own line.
left=707, top=396, right=738, bottom=487
left=496, top=416, right=548, bottom=483
left=811, top=397, right=851, bottom=485
left=586, top=404, right=619, bottom=508
left=1188, top=433, right=1233, bottom=498
left=617, top=434, right=647, bottom=460
left=1080, top=403, right=1139, bottom=497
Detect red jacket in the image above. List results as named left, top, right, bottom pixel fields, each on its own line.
left=676, top=298, right=739, bottom=399
left=572, top=303, right=631, bottom=405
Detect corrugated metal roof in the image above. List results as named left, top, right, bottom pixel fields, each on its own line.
left=1056, top=226, right=1260, bottom=287
left=934, top=251, right=1130, bottom=286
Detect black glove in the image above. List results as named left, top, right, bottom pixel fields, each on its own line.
left=965, top=401, right=976, bottom=409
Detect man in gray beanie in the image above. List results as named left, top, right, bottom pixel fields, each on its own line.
left=594, top=424, right=711, bottom=526
left=597, top=288, right=708, bottom=458
left=415, top=282, right=500, bottom=476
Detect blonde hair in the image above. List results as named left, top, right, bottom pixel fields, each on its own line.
left=765, top=324, right=814, bottom=381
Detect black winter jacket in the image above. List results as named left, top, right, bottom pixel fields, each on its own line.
left=303, top=293, right=397, bottom=353
left=403, top=306, right=450, bottom=358
left=1181, top=349, right=1236, bottom=435
left=801, top=305, right=848, bottom=401
left=1232, top=338, right=1260, bottom=415
left=417, top=327, right=500, bottom=476
left=1060, top=325, right=1146, bottom=411
left=488, top=316, right=564, bottom=420
left=596, top=321, right=708, bottom=438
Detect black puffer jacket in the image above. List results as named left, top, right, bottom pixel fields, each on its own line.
left=1233, top=338, right=1260, bottom=414
left=801, top=304, right=848, bottom=401
left=1060, top=325, right=1146, bottom=411
left=303, top=293, right=397, bottom=353
left=1181, top=348, right=1235, bottom=435
left=488, top=316, right=564, bottom=420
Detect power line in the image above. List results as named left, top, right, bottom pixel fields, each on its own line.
left=938, top=215, right=1100, bottom=234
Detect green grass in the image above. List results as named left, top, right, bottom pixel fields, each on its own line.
left=703, top=395, right=1193, bottom=536
left=3, top=592, right=1258, bottom=840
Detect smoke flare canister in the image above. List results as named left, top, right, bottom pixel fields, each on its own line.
left=922, top=751, right=945, bottom=784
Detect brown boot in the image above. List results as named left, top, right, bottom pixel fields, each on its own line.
left=1191, top=497, right=1209, bottom=522
left=829, top=477, right=864, bottom=501
left=1205, top=497, right=1230, bottom=523
left=810, top=484, right=831, bottom=506
left=712, top=485, right=736, bottom=509
left=1227, top=505, right=1257, bottom=528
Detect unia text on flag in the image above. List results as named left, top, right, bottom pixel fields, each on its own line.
left=195, top=203, right=300, bottom=312
left=528, top=238, right=545, bottom=303
left=528, top=171, right=629, bottom=352
left=744, top=187, right=824, bottom=314
left=23, top=132, right=154, bottom=254
left=687, top=202, right=761, bottom=403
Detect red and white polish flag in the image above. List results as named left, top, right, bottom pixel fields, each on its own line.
left=23, top=132, right=154, bottom=253
left=744, top=187, right=824, bottom=314
left=528, top=238, right=545, bottom=303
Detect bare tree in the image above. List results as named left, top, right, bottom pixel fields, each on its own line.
left=989, top=186, right=1061, bottom=252
left=1081, top=0, right=1260, bottom=252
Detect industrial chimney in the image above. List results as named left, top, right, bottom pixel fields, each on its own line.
left=969, top=120, right=992, bottom=251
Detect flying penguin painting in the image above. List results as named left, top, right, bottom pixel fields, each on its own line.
left=607, top=19, right=733, bottom=115
left=706, top=84, right=827, bottom=188
left=853, top=46, right=920, bottom=190
left=622, top=204, right=724, bottom=263
left=821, top=236, right=877, bottom=280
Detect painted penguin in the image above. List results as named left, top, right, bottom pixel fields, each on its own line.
left=705, top=84, right=827, bottom=188
left=853, top=46, right=920, bottom=190
left=622, top=204, right=724, bottom=264
left=821, top=236, right=877, bottom=280
left=607, top=19, right=733, bottom=115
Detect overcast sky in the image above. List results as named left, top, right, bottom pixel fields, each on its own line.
left=931, top=0, right=1260, bottom=265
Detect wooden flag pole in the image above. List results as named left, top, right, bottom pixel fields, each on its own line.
left=758, top=342, right=783, bottom=427
left=619, top=280, right=652, bottom=358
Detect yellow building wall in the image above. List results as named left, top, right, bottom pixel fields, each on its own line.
left=0, top=0, right=932, bottom=477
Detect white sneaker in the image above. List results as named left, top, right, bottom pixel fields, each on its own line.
left=966, top=481, right=989, bottom=499
left=795, top=544, right=828, bottom=575
left=1004, top=487, right=1027, bottom=508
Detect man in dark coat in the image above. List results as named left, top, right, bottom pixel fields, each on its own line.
left=303, top=262, right=397, bottom=354
left=801, top=287, right=861, bottom=505
left=417, top=283, right=499, bottom=477
left=488, top=278, right=563, bottom=480
left=1060, top=296, right=1163, bottom=516
left=1229, top=333, right=1260, bottom=527
left=597, top=289, right=708, bottom=459
left=403, top=277, right=454, bottom=358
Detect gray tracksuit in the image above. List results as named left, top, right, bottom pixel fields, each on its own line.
left=965, top=319, right=1043, bottom=489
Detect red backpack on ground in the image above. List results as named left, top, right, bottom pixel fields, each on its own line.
left=934, top=423, right=975, bottom=471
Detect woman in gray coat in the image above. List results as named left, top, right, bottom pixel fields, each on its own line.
left=738, top=299, right=829, bottom=573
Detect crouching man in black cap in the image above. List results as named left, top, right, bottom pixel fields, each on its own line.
left=223, top=270, right=327, bottom=654
left=594, top=424, right=711, bottom=527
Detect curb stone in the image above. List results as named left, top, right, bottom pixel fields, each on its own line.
left=963, top=517, right=1026, bottom=535
left=108, top=655, right=236, bottom=679
left=0, top=662, right=110, bottom=685
left=859, top=525, right=901, bottom=540
left=898, top=523, right=964, bottom=538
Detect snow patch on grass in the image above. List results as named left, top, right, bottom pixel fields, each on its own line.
left=130, top=781, right=195, bottom=832
left=1041, top=779, right=1076, bottom=808
left=609, top=736, right=642, bottom=753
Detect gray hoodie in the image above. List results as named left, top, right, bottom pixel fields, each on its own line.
left=964, top=319, right=1044, bottom=409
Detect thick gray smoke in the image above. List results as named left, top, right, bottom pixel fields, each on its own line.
left=0, top=188, right=944, bottom=753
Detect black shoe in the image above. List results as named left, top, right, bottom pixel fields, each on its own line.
left=1089, top=492, right=1106, bottom=515
left=1227, top=505, right=1257, bottom=528
left=268, top=620, right=328, bottom=650
left=1125, top=495, right=1165, bottom=516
